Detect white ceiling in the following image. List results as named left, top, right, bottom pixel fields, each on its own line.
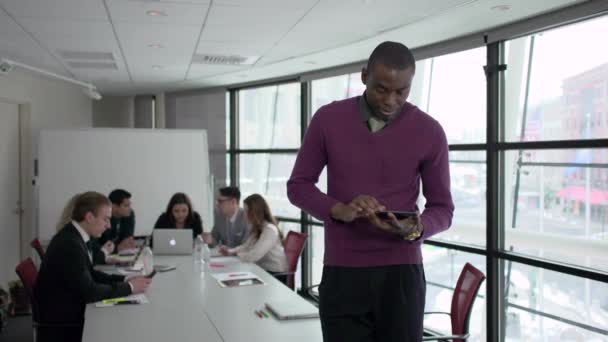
left=0, top=0, right=585, bottom=95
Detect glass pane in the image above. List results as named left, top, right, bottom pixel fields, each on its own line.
left=505, top=15, right=608, bottom=142
left=238, top=83, right=301, bottom=149
left=504, top=262, right=608, bottom=341
left=423, top=245, right=486, bottom=341
left=311, top=73, right=366, bottom=115
left=226, top=91, right=231, bottom=149
left=225, top=153, right=231, bottom=187
left=239, top=153, right=300, bottom=219
left=311, top=224, right=324, bottom=286
left=425, top=151, right=486, bottom=246
left=413, top=47, right=486, bottom=144
left=504, top=149, right=608, bottom=272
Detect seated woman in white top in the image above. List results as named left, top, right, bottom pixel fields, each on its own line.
left=219, top=194, right=289, bottom=284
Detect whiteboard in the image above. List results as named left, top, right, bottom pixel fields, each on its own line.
left=37, top=128, right=212, bottom=242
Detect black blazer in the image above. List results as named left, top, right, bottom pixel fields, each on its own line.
left=34, top=223, right=132, bottom=325
left=153, top=211, right=204, bottom=239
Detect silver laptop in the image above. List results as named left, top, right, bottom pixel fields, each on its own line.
left=265, top=298, right=319, bottom=320
left=153, top=229, right=193, bottom=255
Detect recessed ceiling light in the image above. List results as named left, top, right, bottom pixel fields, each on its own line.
left=152, top=65, right=163, bottom=70
left=491, top=5, right=511, bottom=11
left=146, top=10, right=167, bottom=17
left=148, top=43, right=163, bottom=49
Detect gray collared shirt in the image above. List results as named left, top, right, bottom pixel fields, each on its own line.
left=359, top=92, right=404, bottom=131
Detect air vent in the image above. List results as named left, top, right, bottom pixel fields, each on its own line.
left=66, top=61, right=118, bottom=70
left=192, top=54, right=258, bottom=66
left=59, top=50, right=115, bottom=61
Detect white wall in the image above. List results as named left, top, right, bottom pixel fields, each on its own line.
left=0, top=68, right=92, bottom=261
left=165, top=88, right=228, bottom=190
left=0, top=69, right=92, bottom=156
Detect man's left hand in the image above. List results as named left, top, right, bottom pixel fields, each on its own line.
left=117, top=237, right=136, bottom=252
left=101, top=241, right=115, bottom=255
left=368, top=212, right=423, bottom=240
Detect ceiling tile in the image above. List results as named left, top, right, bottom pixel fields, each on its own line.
left=107, top=0, right=210, bottom=25
left=0, top=0, right=107, bottom=20
left=197, top=40, right=273, bottom=58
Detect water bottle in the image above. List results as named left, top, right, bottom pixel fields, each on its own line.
left=141, top=246, right=154, bottom=275
left=194, top=235, right=204, bottom=263
left=202, top=242, right=211, bottom=263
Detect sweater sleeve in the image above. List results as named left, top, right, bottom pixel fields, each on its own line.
left=237, top=225, right=280, bottom=263
left=287, top=108, right=340, bottom=222
left=419, top=123, right=455, bottom=239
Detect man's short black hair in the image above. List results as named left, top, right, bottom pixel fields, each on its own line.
left=108, top=189, right=131, bottom=205
left=367, top=41, right=416, bottom=72
left=219, top=186, right=241, bottom=202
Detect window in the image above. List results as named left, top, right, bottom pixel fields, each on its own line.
left=239, top=154, right=299, bottom=219
left=238, top=83, right=301, bottom=149
left=504, top=16, right=608, bottom=142
left=311, top=73, right=365, bottom=114
left=504, top=262, right=608, bottom=341
left=311, top=224, right=324, bottom=287
left=429, top=151, right=486, bottom=246
left=412, top=47, right=487, bottom=144
left=423, top=245, right=486, bottom=341
left=504, top=149, right=608, bottom=272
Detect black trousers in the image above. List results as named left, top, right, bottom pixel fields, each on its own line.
left=37, top=325, right=83, bottom=342
left=319, top=264, right=426, bottom=342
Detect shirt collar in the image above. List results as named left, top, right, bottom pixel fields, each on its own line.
left=72, top=220, right=90, bottom=244
left=358, top=92, right=404, bottom=124
left=229, top=209, right=239, bottom=224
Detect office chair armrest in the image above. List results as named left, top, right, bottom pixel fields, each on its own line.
left=303, top=284, right=320, bottom=301
left=424, top=311, right=451, bottom=316
left=422, top=333, right=469, bottom=341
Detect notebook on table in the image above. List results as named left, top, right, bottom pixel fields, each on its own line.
left=264, top=298, right=319, bottom=320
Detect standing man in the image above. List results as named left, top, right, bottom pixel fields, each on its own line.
left=203, top=186, right=249, bottom=248
left=287, top=41, right=454, bottom=341
left=35, top=192, right=152, bottom=342
left=91, top=189, right=136, bottom=263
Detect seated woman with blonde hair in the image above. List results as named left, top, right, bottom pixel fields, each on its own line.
left=220, top=194, right=288, bottom=284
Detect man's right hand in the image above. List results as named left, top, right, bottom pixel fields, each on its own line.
left=331, top=196, right=386, bottom=223
left=202, top=232, right=214, bottom=245
left=128, top=276, right=152, bottom=294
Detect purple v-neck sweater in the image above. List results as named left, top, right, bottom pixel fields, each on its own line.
left=287, top=96, right=454, bottom=267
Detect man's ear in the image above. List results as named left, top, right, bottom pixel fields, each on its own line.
left=84, top=211, right=95, bottom=223
left=361, top=67, right=368, bottom=85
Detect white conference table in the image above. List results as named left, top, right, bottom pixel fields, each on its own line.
left=84, top=256, right=323, bottom=342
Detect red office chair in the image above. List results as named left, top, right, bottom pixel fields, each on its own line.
left=272, top=231, right=308, bottom=290
left=31, top=238, right=45, bottom=260
left=16, top=258, right=81, bottom=342
left=15, top=258, right=38, bottom=326
left=423, top=262, right=486, bottom=341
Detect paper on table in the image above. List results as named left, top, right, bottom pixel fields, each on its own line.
left=94, top=293, right=150, bottom=307
left=211, top=271, right=265, bottom=288
left=209, top=256, right=240, bottom=263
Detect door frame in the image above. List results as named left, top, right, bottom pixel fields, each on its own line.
left=0, top=96, right=33, bottom=260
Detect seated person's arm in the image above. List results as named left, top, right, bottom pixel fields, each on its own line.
left=61, top=241, right=131, bottom=303
left=236, top=227, right=278, bottom=263
left=116, top=212, right=137, bottom=251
